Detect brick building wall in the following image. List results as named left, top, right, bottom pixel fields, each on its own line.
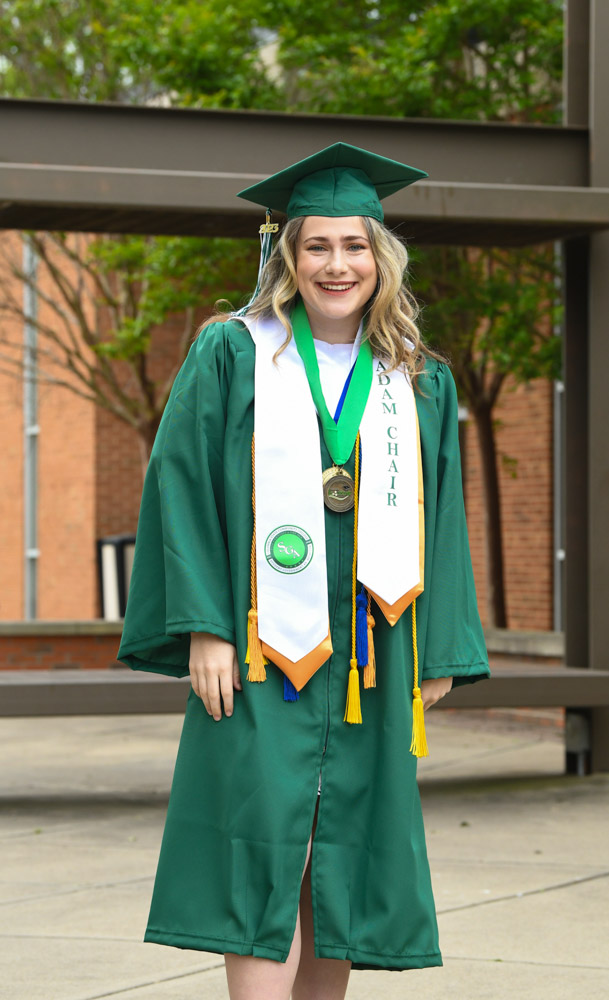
left=37, top=379, right=97, bottom=618
left=464, top=376, right=554, bottom=630
left=95, top=405, right=143, bottom=541
left=0, top=312, right=24, bottom=619
left=0, top=232, right=97, bottom=619
left=0, top=629, right=121, bottom=670
left=94, top=311, right=206, bottom=541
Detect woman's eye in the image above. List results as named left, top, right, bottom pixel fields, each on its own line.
left=308, top=245, right=326, bottom=252
left=348, top=243, right=366, bottom=251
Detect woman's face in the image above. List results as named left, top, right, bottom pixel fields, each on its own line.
left=295, top=216, right=378, bottom=331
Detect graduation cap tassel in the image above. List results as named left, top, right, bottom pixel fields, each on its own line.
left=234, top=210, right=278, bottom=317
left=245, top=434, right=268, bottom=683
left=409, top=599, right=428, bottom=757
left=344, top=434, right=363, bottom=724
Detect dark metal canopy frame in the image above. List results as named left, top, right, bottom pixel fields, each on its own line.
left=0, top=0, right=607, bottom=768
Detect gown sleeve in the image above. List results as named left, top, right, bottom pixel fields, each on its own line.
left=117, top=321, right=239, bottom=677
left=420, top=362, right=490, bottom=688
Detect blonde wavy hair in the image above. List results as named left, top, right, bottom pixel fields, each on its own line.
left=201, top=216, right=443, bottom=380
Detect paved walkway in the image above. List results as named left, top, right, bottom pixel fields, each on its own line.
left=1, top=709, right=608, bottom=1000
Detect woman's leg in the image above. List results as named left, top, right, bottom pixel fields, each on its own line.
left=224, top=920, right=303, bottom=1000
left=224, top=798, right=351, bottom=1000
left=224, top=818, right=315, bottom=1000
left=291, top=800, right=352, bottom=1000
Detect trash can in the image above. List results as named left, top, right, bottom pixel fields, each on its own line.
left=97, top=534, right=136, bottom=619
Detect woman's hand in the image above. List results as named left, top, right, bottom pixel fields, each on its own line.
left=420, top=676, right=453, bottom=710
left=189, top=632, right=242, bottom=721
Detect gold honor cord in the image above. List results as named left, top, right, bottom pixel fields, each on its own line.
left=245, top=433, right=268, bottom=682
left=344, top=433, right=363, bottom=724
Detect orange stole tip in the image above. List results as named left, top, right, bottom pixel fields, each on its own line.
left=367, top=582, right=424, bottom=626
left=261, top=630, right=333, bottom=691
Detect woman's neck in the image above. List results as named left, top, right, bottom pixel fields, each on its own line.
left=303, top=305, right=361, bottom=345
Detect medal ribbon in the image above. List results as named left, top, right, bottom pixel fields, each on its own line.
left=333, top=362, right=356, bottom=422
left=291, top=298, right=373, bottom=465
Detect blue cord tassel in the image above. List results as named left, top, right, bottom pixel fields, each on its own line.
left=356, top=588, right=369, bottom=668
left=283, top=674, right=300, bottom=701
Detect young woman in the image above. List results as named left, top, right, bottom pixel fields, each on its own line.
left=118, top=143, right=489, bottom=1000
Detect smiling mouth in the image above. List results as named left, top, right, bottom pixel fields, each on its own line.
left=317, top=282, right=357, bottom=293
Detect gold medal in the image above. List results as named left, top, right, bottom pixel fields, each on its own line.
left=322, top=466, right=355, bottom=513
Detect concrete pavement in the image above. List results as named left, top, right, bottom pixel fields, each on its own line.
left=1, top=708, right=607, bottom=1000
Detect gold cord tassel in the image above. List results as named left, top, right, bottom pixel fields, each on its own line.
left=345, top=434, right=363, bottom=723
left=246, top=434, right=268, bottom=683
left=246, top=608, right=268, bottom=682
left=344, top=658, right=363, bottom=723
left=363, top=592, right=376, bottom=688
left=409, top=599, right=428, bottom=757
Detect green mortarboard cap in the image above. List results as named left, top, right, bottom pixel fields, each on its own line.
left=237, top=142, right=428, bottom=223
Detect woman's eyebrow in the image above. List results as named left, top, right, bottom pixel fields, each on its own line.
left=302, top=235, right=370, bottom=243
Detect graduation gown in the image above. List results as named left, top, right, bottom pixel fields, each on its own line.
left=117, top=318, right=489, bottom=971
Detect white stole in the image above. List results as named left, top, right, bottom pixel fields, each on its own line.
left=240, top=313, right=423, bottom=667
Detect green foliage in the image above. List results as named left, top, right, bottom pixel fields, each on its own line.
left=86, top=235, right=258, bottom=360
left=262, top=0, right=563, bottom=122
left=413, top=244, right=562, bottom=406
left=0, top=0, right=563, bottom=119
left=0, top=0, right=278, bottom=106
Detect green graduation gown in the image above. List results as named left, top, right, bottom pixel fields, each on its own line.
left=117, top=318, right=489, bottom=971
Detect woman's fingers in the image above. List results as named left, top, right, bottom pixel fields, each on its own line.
left=233, top=652, right=242, bottom=691
left=196, top=672, right=210, bottom=715
left=219, top=669, right=235, bottom=718
left=189, top=633, right=242, bottom=720
left=420, top=676, right=453, bottom=710
left=206, top=670, right=224, bottom=721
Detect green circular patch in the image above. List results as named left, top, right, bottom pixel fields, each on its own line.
left=265, top=525, right=314, bottom=575
left=272, top=531, right=307, bottom=568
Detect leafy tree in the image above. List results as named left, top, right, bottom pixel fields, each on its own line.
left=413, top=245, right=561, bottom=625
left=262, top=0, right=563, bottom=123
left=0, top=1, right=260, bottom=464
left=0, top=0, right=277, bottom=106
left=0, top=232, right=257, bottom=470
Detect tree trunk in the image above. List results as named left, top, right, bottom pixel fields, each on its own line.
left=137, top=416, right=161, bottom=480
left=472, top=402, right=508, bottom=627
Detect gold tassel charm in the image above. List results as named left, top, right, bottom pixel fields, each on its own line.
left=245, top=608, right=268, bottom=682
left=409, top=686, right=428, bottom=757
left=409, top=598, right=428, bottom=757
left=344, top=658, right=363, bottom=724
left=363, top=602, right=376, bottom=689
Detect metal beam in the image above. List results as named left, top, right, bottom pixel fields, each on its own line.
left=0, top=97, right=589, bottom=186
left=583, top=0, right=609, bottom=772
left=1, top=162, right=607, bottom=246
left=563, top=236, right=589, bottom=668
left=564, top=0, right=590, bottom=130
left=563, top=2, right=590, bottom=671
left=0, top=97, right=604, bottom=245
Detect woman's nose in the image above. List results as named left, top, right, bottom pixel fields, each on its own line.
left=325, top=249, right=347, bottom=273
